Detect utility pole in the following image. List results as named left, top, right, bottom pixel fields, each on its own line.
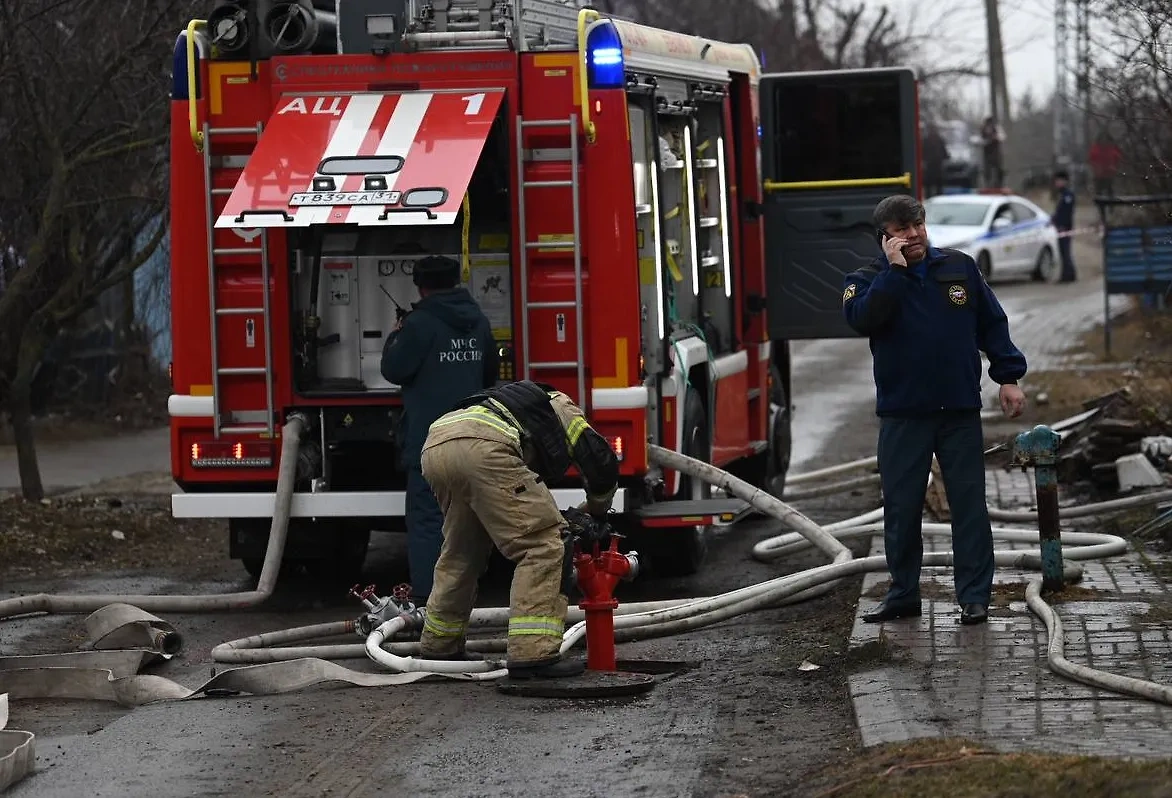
left=1054, top=0, right=1071, bottom=171
left=1054, top=0, right=1091, bottom=186
left=1075, top=0, right=1092, bottom=186
left=984, top=0, right=1010, bottom=126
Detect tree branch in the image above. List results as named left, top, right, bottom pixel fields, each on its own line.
left=63, top=2, right=179, bottom=137
left=73, top=134, right=167, bottom=169
left=51, top=212, right=169, bottom=329
left=832, top=4, right=862, bottom=68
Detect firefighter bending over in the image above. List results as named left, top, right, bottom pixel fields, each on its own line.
left=419, top=380, right=619, bottom=679
left=381, top=255, right=499, bottom=606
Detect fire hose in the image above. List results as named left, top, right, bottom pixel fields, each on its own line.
left=3, top=411, right=1172, bottom=791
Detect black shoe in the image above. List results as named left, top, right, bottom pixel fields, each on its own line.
left=506, top=657, right=586, bottom=680
left=862, top=600, right=922, bottom=624
left=960, top=603, right=988, bottom=625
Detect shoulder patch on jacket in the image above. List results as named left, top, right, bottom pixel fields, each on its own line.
left=843, top=283, right=858, bottom=304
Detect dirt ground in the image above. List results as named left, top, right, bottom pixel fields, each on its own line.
left=1024, top=303, right=1172, bottom=424
left=800, top=737, right=1172, bottom=798
left=0, top=495, right=223, bottom=579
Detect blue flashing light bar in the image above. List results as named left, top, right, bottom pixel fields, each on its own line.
left=586, top=22, right=625, bottom=89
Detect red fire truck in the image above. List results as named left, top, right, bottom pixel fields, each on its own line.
left=169, top=0, right=921, bottom=579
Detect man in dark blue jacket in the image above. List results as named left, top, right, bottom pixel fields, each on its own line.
left=382, top=255, right=499, bottom=604
left=843, top=194, right=1027, bottom=626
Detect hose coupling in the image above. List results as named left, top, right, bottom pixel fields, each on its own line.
left=350, top=583, right=414, bottom=636
left=285, top=411, right=312, bottom=435
left=621, top=551, right=640, bottom=582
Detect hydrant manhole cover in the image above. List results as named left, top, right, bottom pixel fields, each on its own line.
left=495, top=670, right=656, bottom=699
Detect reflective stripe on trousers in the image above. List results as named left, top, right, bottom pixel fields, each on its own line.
left=507, top=615, right=564, bottom=637
left=423, top=612, right=467, bottom=639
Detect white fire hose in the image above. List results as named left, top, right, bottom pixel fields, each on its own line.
left=2, top=407, right=1172, bottom=791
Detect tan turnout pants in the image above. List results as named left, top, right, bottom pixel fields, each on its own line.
left=418, top=436, right=569, bottom=664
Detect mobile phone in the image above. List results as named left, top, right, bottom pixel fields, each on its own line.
left=876, top=228, right=890, bottom=244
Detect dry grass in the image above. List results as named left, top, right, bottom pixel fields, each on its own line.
left=804, top=737, right=1172, bottom=797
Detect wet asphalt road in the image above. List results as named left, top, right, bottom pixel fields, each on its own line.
left=2, top=276, right=1066, bottom=797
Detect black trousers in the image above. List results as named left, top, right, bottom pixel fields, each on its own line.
left=1058, top=233, right=1077, bottom=281
left=877, top=410, right=995, bottom=607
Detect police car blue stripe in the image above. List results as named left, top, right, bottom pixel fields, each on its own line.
left=972, top=217, right=1050, bottom=242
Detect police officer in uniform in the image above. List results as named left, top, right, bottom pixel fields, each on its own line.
left=418, top=380, right=619, bottom=678
left=381, top=255, right=499, bottom=606
left=1051, top=169, right=1077, bottom=282
left=843, top=195, right=1028, bottom=626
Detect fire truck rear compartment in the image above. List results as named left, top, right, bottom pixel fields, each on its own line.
left=289, top=110, right=513, bottom=398
left=279, top=110, right=513, bottom=502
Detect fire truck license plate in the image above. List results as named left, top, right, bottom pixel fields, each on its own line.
left=288, top=191, right=402, bottom=207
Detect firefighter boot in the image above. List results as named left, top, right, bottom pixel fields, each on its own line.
left=506, top=655, right=586, bottom=680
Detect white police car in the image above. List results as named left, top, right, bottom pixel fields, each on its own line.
left=924, top=191, right=1061, bottom=283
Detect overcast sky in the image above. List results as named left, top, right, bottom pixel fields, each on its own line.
left=885, top=0, right=1059, bottom=111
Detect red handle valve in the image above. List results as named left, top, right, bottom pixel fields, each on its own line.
left=349, top=584, right=377, bottom=602
left=392, top=583, right=413, bottom=603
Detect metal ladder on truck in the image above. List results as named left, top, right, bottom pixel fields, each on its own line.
left=201, top=121, right=275, bottom=439
left=515, top=113, right=587, bottom=406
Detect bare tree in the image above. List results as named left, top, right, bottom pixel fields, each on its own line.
left=1089, top=0, right=1172, bottom=194
left=602, top=0, right=982, bottom=80
left=0, top=0, right=199, bottom=500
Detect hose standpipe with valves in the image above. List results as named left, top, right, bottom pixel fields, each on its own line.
left=561, top=507, right=639, bottom=673
left=350, top=582, right=422, bottom=637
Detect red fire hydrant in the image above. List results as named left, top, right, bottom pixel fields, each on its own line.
left=574, top=536, right=639, bottom=672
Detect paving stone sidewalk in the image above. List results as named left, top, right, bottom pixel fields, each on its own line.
left=847, top=467, right=1172, bottom=757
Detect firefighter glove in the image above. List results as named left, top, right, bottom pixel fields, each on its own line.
left=562, top=506, right=612, bottom=547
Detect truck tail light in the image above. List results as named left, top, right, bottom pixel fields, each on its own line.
left=608, top=436, right=625, bottom=462
left=190, top=441, right=274, bottom=468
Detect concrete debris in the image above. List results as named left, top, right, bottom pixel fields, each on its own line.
left=1115, top=453, right=1166, bottom=492
left=1141, top=436, right=1172, bottom=469
left=1055, top=391, right=1171, bottom=494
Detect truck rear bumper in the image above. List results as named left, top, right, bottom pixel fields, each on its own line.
left=172, top=488, right=630, bottom=518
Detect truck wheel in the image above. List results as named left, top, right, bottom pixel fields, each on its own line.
left=651, top=386, right=709, bottom=578
left=232, top=518, right=276, bottom=581
left=766, top=362, right=793, bottom=496
left=307, top=524, right=371, bottom=584
left=242, top=556, right=266, bottom=581
left=233, top=518, right=369, bottom=584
